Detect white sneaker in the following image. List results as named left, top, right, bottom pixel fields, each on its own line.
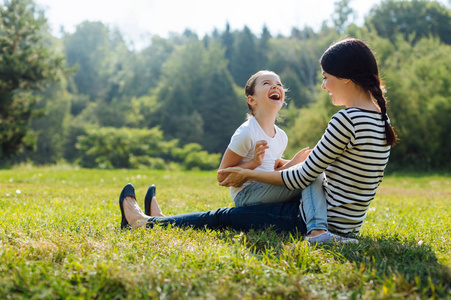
left=306, top=231, right=358, bottom=244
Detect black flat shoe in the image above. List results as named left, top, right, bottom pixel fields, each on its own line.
left=119, top=183, right=136, bottom=229
left=144, top=184, right=156, bottom=216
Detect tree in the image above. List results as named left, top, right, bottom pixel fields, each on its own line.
left=132, top=36, right=175, bottom=97
left=0, top=0, right=66, bottom=157
left=365, top=0, right=451, bottom=45
left=381, top=36, right=451, bottom=169
left=332, top=0, right=355, bottom=34
left=229, top=26, right=259, bottom=86
left=153, top=40, right=245, bottom=153
left=63, top=21, right=112, bottom=101
left=24, top=80, right=70, bottom=164
left=257, top=25, right=272, bottom=69
left=221, top=22, right=234, bottom=67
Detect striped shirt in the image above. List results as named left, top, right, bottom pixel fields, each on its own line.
left=281, top=108, right=391, bottom=235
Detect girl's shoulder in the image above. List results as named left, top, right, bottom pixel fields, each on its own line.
left=233, top=118, right=257, bottom=137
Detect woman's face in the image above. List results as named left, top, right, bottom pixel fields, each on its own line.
left=248, top=73, right=285, bottom=112
left=321, top=69, right=349, bottom=106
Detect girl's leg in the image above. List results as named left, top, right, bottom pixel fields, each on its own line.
left=300, top=173, right=328, bottom=234
left=234, top=182, right=303, bottom=207
left=147, top=201, right=307, bottom=234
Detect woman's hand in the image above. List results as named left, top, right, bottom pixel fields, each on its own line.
left=218, top=167, right=250, bottom=187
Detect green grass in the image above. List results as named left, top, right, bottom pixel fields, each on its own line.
left=0, top=166, right=450, bottom=299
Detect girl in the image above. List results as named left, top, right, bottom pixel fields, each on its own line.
left=120, top=38, right=395, bottom=243
left=217, top=70, right=310, bottom=208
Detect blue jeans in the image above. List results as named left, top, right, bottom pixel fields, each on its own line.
left=233, top=173, right=328, bottom=234
left=146, top=174, right=327, bottom=235
left=300, top=173, right=328, bottom=233
left=147, top=200, right=307, bottom=234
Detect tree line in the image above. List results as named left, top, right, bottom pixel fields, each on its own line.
left=1, top=0, right=450, bottom=171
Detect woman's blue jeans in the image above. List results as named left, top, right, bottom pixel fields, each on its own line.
left=299, top=173, right=328, bottom=233
left=147, top=200, right=307, bottom=234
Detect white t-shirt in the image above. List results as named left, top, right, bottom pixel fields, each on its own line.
left=227, top=117, right=288, bottom=199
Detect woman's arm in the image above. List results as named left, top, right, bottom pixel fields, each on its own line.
left=217, top=140, right=268, bottom=182
left=220, top=111, right=354, bottom=190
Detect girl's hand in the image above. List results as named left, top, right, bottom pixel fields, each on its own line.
left=274, top=158, right=288, bottom=171
left=274, top=147, right=312, bottom=171
left=218, top=167, right=250, bottom=187
left=253, top=140, right=268, bottom=167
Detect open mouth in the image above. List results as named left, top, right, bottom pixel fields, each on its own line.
left=269, top=93, right=280, bottom=100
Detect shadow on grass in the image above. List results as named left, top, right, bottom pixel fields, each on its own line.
left=214, top=229, right=450, bottom=297
left=323, top=235, right=451, bottom=297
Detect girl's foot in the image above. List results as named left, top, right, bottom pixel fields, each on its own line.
left=123, top=196, right=150, bottom=229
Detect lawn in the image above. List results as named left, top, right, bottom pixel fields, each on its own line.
left=0, top=166, right=450, bottom=299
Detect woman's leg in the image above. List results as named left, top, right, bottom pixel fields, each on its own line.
left=300, top=173, right=328, bottom=234
left=120, top=184, right=306, bottom=234
left=146, top=201, right=307, bottom=234
left=122, top=196, right=151, bottom=229
left=234, top=182, right=303, bottom=207
left=300, top=174, right=358, bottom=243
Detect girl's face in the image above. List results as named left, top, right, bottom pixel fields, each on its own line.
left=248, top=73, right=285, bottom=113
left=321, top=69, right=349, bottom=106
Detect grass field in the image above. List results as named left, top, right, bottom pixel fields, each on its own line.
left=0, top=166, right=450, bottom=299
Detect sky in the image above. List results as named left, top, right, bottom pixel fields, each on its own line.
left=33, top=0, right=447, bottom=49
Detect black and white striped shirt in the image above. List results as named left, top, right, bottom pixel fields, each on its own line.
left=281, top=108, right=391, bottom=234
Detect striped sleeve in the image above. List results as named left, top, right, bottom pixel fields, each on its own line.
left=281, top=110, right=355, bottom=190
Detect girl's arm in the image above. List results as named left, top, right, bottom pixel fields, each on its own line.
left=274, top=147, right=312, bottom=171
left=217, top=140, right=268, bottom=182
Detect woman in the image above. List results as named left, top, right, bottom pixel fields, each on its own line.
left=120, top=38, right=396, bottom=243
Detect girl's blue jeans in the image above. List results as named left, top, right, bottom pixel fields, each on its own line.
left=147, top=174, right=328, bottom=234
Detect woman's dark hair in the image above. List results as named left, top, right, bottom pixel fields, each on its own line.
left=320, top=38, right=397, bottom=146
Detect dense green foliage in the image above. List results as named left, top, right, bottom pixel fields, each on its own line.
left=1, top=0, right=450, bottom=171
left=0, top=0, right=66, bottom=157
left=75, top=127, right=220, bottom=170
left=0, top=167, right=449, bottom=298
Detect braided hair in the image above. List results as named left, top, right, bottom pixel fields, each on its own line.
left=320, top=38, right=397, bottom=146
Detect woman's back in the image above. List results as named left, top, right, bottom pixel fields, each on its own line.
left=282, top=108, right=391, bottom=234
